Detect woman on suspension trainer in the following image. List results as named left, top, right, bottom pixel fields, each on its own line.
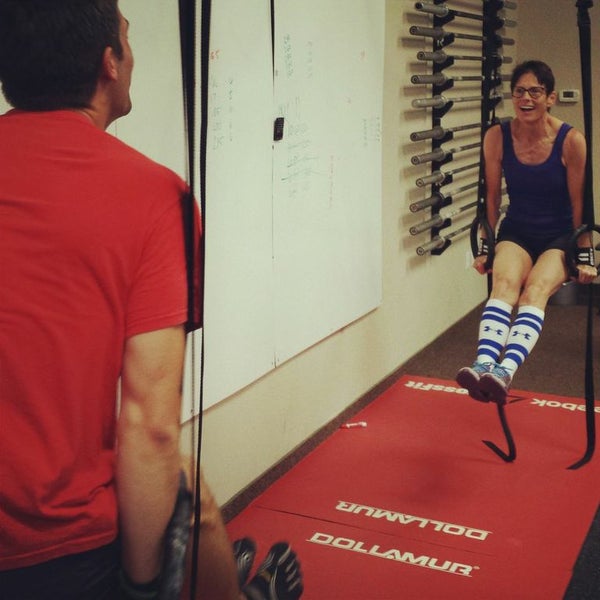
left=457, top=59, right=597, bottom=405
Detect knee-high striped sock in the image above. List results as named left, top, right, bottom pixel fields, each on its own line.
left=500, top=305, right=545, bottom=374
left=476, top=299, right=513, bottom=364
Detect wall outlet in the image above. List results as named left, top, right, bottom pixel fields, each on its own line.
left=558, top=89, right=580, bottom=103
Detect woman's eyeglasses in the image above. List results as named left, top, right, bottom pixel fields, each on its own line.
left=511, top=86, right=546, bottom=99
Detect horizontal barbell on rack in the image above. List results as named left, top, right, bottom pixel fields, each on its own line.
left=409, top=25, right=514, bottom=47
left=411, top=93, right=502, bottom=109
left=410, top=200, right=478, bottom=235
left=417, top=50, right=513, bottom=66
left=411, top=141, right=481, bottom=166
left=410, top=181, right=478, bottom=213
left=414, top=4, right=517, bottom=35
left=410, top=122, right=481, bottom=142
left=416, top=222, right=471, bottom=256
left=410, top=72, right=509, bottom=85
left=415, top=2, right=483, bottom=21
left=415, top=162, right=479, bottom=188
left=417, top=50, right=482, bottom=63
left=415, top=2, right=517, bottom=26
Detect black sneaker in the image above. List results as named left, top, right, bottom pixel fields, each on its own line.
left=233, top=537, right=257, bottom=589
left=243, top=542, right=303, bottom=600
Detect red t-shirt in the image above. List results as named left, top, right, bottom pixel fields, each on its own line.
left=0, top=110, right=189, bottom=569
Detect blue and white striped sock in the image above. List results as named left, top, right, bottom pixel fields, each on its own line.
left=476, top=299, right=513, bottom=365
left=500, top=305, right=545, bottom=374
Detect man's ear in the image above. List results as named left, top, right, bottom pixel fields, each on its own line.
left=100, top=46, right=119, bottom=82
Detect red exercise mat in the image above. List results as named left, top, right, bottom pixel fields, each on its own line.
left=227, top=375, right=600, bottom=599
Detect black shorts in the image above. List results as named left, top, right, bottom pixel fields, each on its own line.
left=0, top=540, right=120, bottom=600
left=496, top=220, right=572, bottom=263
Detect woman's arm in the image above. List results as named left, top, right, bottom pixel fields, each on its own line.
left=483, top=124, right=504, bottom=233
left=473, top=124, right=503, bottom=274
left=564, top=127, right=596, bottom=283
left=564, top=127, right=587, bottom=229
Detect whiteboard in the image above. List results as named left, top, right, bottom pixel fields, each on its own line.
left=272, top=0, right=384, bottom=364
left=202, top=0, right=276, bottom=406
left=112, top=0, right=385, bottom=410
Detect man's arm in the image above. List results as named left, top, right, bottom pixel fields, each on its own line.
left=117, top=325, right=186, bottom=584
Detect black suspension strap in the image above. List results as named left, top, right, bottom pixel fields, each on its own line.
left=176, top=0, right=211, bottom=596
left=470, top=0, right=505, bottom=275
left=483, top=405, right=517, bottom=462
left=271, top=0, right=275, bottom=74
left=154, top=2, right=206, bottom=598
left=568, top=0, right=596, bottom=470
left=179, top=0, right=200, bottom=334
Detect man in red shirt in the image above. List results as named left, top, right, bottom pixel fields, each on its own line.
left=0, top=1, right=242, bottom=598
left=0, top=2, right=305, bottom=598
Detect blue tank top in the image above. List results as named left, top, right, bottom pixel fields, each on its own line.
left=501, top=120, right=573, bottom=237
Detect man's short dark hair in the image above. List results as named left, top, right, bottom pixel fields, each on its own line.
left=0, top=0, right=123, bottom=111
left=510, top=60, right=556, bottom=95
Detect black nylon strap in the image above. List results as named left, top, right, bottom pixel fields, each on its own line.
left=191, top=3, right=211, bottom=594
left=576, top=247, right=595, bottom=266
left=568, top=0, right=596, bottom=470
left=483, top=404, right=517, bottom=463
left=471, top=0, right=502, bottom=277
left=271, top=0, right=275, bottom=77
left=177, top=0, right=210, bottom=596
left=576, top=1, right=595, bottom=227
left=178, top=0, right=202, bottom=334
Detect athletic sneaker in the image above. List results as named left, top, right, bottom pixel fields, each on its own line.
left=479, top=364, right=512, bottom=405
left=233, top=537, right=257, bottom=589
left=456, top=362, right=493, bottom=402
left=243, top=542, right=303, bottom=600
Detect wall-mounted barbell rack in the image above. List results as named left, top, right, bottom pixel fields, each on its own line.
left=409, top=0, right=517, bottom=257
